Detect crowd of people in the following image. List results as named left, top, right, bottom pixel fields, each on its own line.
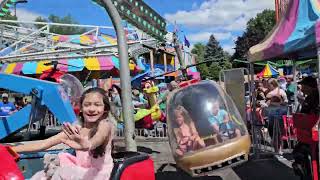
left=247, top=74, right=319, bottom=154
left=0, top=93, right=29, bottom=116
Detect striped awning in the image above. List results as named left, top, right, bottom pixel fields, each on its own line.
left=52, top=34, right=119, bottom=46
left=0, top=55, right=140, bottom=75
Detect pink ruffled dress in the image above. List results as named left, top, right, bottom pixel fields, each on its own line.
left=31, top=131, right=114, bottom=180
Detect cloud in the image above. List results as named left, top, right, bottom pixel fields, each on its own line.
left=188, top=32, right=211, bottom=42
left=16, top=8, right=46, bottom=21
left=191, top=2, right=198, bottom=10
left=222, top=44, right=235, bottom=54
left=188, top=32, right=232, bottom=43
left=164, top=0, right=274, bottom=31
left=224, top=16, right=248, bottom=31
left=213, top=32, right=232, bottom=41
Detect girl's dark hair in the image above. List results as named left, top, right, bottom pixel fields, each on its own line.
left=109, top=84, right=122, bottom=99
left=79, top=87, right=110, bottom=158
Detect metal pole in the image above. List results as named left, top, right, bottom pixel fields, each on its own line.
left=0, top=39, right=155, bottom=62
left=275, top=0, right=279, bottom=22
left=173, top=32, right=185, bottom=69
left=317, top=47, right=320, bottom=169
left=150, top=50, right=154, bottom=76
left=292, top=61, right=298, bottom=112
left=45, top=25, right=49, bottom=51
left=0, top=42, right=138, bottom=61
left=101, top=0, right=137, bottom=151
left=1, top=25, right=48, bottom=54
left=5, top=53, right=116, bottom=63
left=0, top=19, right=114, bottom=29
left=164, top=53, right=167, bottom=72
left=0, top=25, right=3, bottom=48
left=249, top=63, right=258, bottom=156
left=14, top=3, right=16, bottom=17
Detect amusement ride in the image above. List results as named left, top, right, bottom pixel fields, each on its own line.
left=1, top=0, right=320, bottom=180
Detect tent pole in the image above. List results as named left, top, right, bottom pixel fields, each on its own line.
left=292, top=61, right=298, bottom=112
left=249, top=63, right=258, bottom=156
left=317, top=46, right=320, bottom=170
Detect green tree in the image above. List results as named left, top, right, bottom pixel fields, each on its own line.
left=0, top=13, right=18, bottom=26
left=192, top=35, right=231, bottom=80
left=233, top=9, right=276, bottom=64
left=204, top=35, right=231, bottom=80
left=204, top=35, right=224, bottom=63
left=34, top=16, right=48, bottom=29
left=191, top=43, right=210, bottom=78
left=35, top=14, right=87, bottom=35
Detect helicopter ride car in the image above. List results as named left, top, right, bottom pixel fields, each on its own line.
left=166, top=79, right=251, bottom=176
left=142, top=60, right=251, bottom=177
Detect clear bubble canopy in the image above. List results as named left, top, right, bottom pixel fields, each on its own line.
left=166, top=80, right=250, bottom=175
left=59, top=74, right=84, bottom=106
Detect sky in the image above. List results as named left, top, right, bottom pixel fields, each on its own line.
left=14, top=0, right=275, bottom=54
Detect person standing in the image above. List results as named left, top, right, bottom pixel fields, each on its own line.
left=298, top=76, right=319, bottom=114
left=0, top=93, right=16, bottom=116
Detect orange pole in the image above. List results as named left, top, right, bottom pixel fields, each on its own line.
left=275, top=0, right=279, bottom=22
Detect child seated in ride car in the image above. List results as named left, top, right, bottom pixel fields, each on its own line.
left=207, top=99, right=241, bottom=140
left=173, top=105, right=205, bottom=156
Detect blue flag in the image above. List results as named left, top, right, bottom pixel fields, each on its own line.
left=184, top=35, right=190, bottom=48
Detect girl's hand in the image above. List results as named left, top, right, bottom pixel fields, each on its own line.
left=62, top=123, right=91, bottom=150
left=180, top=137, right=189, bottom=144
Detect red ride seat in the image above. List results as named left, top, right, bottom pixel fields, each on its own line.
left=292, top=113, right=319, bottom=144
left=292, top=113, right=319, bottom=180
left=111, top=151, right=155, bottom=180
left=0, top=145, right=24, bottom=180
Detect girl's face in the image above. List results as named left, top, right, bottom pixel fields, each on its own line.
left=82, top=92, right=105, bottom=123
left=174, top=110, right=184, bottom=126
left=112, top=87, right=118, bottom=95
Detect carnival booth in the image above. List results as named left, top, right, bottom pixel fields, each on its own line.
left=248, top=0, right=320, bottom=180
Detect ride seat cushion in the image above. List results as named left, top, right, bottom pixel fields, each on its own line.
left=0, top=145, right=24, bottom=180
left=120, top=158, right=155, bottom=180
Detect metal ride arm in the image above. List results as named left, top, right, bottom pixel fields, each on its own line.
left=0, top=73, right=76, bottom=139
left=101, top=0, right=137, bottom=151
left=142, top=60, right=215, bottom=81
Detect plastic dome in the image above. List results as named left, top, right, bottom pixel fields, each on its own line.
left=166, top=80, right=250, bottom=176
left=59, top=74, right=84, bottom=108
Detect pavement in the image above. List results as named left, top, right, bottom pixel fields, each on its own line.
left=154, top=157, right=299, bottom=180
left=114, top=138, right=300, bottom=180
left=5, top=131, right=301, bottom=180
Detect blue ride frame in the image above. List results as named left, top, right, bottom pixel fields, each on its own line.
left=0, top=73, right=77, bottom=139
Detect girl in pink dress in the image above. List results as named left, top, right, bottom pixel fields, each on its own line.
left=173, top=106, right=205, bottom=156
left=12, top=87, right=114, bottom=180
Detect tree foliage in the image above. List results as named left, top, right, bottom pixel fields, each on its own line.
left=204, top=35, right=225, bottom=63
left=191, top=43, right=209, bottom=78
left=35, top=14, right=87, bottom=35
left=233, top=9, right=276, bottom=64
left=0, top=14, right=18, bottom=26
left=192, top=35, right=231, bottom=80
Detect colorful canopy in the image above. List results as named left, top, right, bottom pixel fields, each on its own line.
left=257, top=64, right=279, bottom=77
left=52, top=34, right=121, bottom=46
left=248, top=0, right=320, bottom=62
left=0, top=55, right=140, bottom=75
